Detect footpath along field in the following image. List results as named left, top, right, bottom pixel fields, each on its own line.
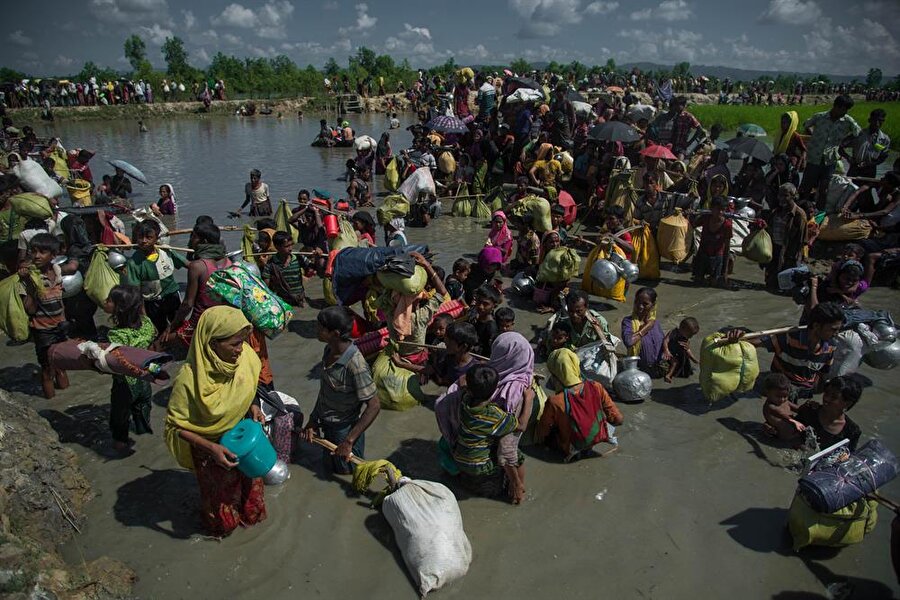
left=692, top=102, right=899, bottom=149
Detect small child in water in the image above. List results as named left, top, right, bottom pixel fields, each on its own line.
left=659, top=317, right=700, bottom=383
left=444, top=258, right=470, bottom=302
left=469, top=284, right=500, bottom=357
left=761, top=373, right=805, bottom=442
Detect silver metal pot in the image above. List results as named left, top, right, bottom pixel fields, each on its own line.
left=590, top=259, right=620, bottom=289
left=612, top=356, right=653, bottom=402
left=621, top=260, right=640, bottom=283
left=107, top=251, right=127, bottom=270
left=511, top=272, right=535, bottom=295
left=862, top=339, right=900, bottom=370
left=263, top=459, right=291, bottom=485
left=61, top=270, right=84, bottom=298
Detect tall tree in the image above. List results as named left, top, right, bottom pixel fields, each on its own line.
left=509, top=58, right=531, bottom=75
left=162, top=36, right=190, bottom=80
left=866, top=67, right=883, bottom=88
left=124, top=35, right=146, bottom=72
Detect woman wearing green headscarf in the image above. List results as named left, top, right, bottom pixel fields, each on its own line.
left=535, top=348, right=624, bottom=462
left=165, top=306, right=266, bottom=537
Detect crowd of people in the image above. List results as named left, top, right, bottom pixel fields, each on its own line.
left=0, top=66, right=898, bottom=583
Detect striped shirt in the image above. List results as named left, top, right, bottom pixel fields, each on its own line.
left=761, top=329, right=835, bottom=391
left=453, top=398, right=518, bottom=476
left=262, top=254, right=305, bottom=304
left=18, top=265, right=65, bottom=330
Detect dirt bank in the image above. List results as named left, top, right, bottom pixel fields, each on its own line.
left=0, top=390, right=135, bottom=599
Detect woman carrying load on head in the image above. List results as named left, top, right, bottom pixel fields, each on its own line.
left=164, top=306, right=267, bottom=537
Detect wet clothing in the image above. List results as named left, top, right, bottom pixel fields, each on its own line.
left=795, top=402, right=861, bottom=451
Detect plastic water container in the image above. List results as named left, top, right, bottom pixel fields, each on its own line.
left=220, top=419, right=277, bottom=478
left=323, top=214, right=340, bottom=239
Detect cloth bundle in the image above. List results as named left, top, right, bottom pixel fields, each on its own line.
left=48, top=340, right=173, bottom=383
left=699, top=332, right=760, bottom=403
left=797, top=439, right=898, bottom=514
left=206, top=263, right=293, bottom=339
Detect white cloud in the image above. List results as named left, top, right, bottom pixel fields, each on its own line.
left=88, top=0, right=171, bottom=25
left=223, top=33, right=243, bottom=45
left=139, top=23, right=173, bottom=45
left=54, top=55, right=75, bottom=68
left=9, top=30, right=33, bottom=46
left=322, top=0, right=338, bottom=8
left=213, top=2, right=293, bottom=38
left=759, top=0, right=822, bottom=25
left=338, top=3, right=377, bottom=36
left=194, top=47, right=211, bottom=65
left=510, top=0, right=581, bottom=38
left=630, top=0, right=691, bottom=21
left=585, top=1, right=619, bottom=15
left=401, top=23, right=431, bottom=40
left=182, top=10, right=196, bottom=29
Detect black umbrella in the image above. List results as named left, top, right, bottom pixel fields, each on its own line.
left=566, top=90, right=587, bottom=103
left=507, top=76, right=542, bottom=90
left=588, top=121, right=642, bottom=144
left=725, top=136, right=773, bottom=162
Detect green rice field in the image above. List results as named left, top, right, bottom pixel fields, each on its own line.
left=690, top=102, right=900, bottom=150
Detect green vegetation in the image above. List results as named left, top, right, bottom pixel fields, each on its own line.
left=691, top=102, right=900, bottom=150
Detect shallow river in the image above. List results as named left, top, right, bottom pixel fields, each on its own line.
left=2, top=113, right=898, bottom=599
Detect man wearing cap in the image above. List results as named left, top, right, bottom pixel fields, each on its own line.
left=238, top=169, right=272, bottom=216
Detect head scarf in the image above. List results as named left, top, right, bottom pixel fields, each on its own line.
left=489, top=210, right=512, bottom=247
left=539, top=230, right=561, bottom=262
left=627, top=294, right=658, bottom=358
left=165, top=306, right=261, bottom=470
left=704, top=173, right=730, bottom=210
left=547, top=348, right=582, bottom=391
left=488, top=332, right=534, bottom=414
left=775, top=111, right=799, bottom=155
left=478, top=246, right=503, bottom=271
left=160, top=183, right=177, bottom=212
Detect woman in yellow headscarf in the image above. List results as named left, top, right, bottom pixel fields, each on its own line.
left=165, top=306, right=266, bottom=536
left=702, top=173, right=730, bottom=210
left=773, top=111, right=807, bottom=172
left=535, top=348, right=624, bottom=461
left=621, top=287, right=663, bottom=372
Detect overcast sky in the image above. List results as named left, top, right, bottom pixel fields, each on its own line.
left=3, top=0, right=899, bottom=77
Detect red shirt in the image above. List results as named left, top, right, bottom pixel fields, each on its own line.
left=696, top=216, right=732, bottom=257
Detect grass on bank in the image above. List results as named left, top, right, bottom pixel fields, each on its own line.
left=691, top=102, right=900, bottom=150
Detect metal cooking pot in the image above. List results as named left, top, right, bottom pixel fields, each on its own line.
left=511, top=271, right=535, bottom=295
left=590, top=259, right=620, bottom=289
left=862, top=339, right=900, bottom=370
left=621, top=260, right=640, bottom=283
left=61, top=270, right=84, bottom=298
left=736, top=206, right=756, bottom=220
left=871, top=321, right=898, bottom=344
left=263, top=459, right=291, bottom=485
left=107, top=251, right=127, bottom=270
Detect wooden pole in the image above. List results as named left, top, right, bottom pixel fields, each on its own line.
left=711, top=325, right=806, bottom=348
left=244, top=251, right=317, bottom=258
left=398, top=340, right=488, bottom=361
left=93, top=243, right=193, bottom=253
left=309, top=436, right=365, bottom=465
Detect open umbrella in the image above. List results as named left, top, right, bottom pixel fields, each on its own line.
left=589, top=121, right=642, bottom=144
left=566, top=89, right=587, bottom=103
left=640, top=144, right=677, bottom=160
left=725, top=137, right=773, bottom=162
left=426, top=114, right=468, bottom=135
left=737, top=123, right=767, bottom=137
left=107, top=159, right=148, bottom=184
left=507, top=76, right=542, bottom=90
left=605, top=86, right=624, bottom=94
left=572, top=100, right=594, bottom=119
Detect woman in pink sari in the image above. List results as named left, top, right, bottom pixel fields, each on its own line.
left=486, top=210, right=514, bottom=263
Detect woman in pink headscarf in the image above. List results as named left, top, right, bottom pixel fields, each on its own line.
left=463, top=246, right=503, bottom=305
left=486, top=210, right=514, bottom=264
left=434, top=331, right=534, bottom=503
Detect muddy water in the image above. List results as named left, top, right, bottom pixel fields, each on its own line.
left=2, top=115, right=898, bottom=599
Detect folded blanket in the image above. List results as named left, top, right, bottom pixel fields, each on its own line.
left=49, top=340, right=173, bottom=383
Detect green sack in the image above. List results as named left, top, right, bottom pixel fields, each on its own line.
left=207, top=263, right=293, bottom=339
left=451, top=197, right=473, bottom=217
left=376, top=265, right=427, bottom=295
left=511, top=195, right=552, bottom=232
left=788, top=493, right=877, bottom=551
left=472, top=160, right=488, bottom=195
left=741, top=227, right=773, bottom=264
left=536, top=247, right=581, bottom=283
left=376, top=194, right=410, bottom=225
left=0, top=209, right=25, bottom=243
left=329, top=216, right=359, bottom=252
left=9, top=193, right=53, bottom=219
left=471, top=197, right=492, bottom=219
left=0, top=275, right=29, bottom=342
left=84, top=248, right=121, bottom=306
left=384, top=157, right=400, bottom=192
left=275, top=200, right=299, bottom=243
left=372, top=350, right=424, bottom=411
left=699, top=332, right=760, bottom=403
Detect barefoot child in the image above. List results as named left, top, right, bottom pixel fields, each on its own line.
left=659, top=317, right=700, bottom=382
left=104, top=285, right=156, bottom=450
left=761, top=373, right=805, bottom=442
left=796, top=375, right=863, bottom=451
left=261, top=231, right=310, bottom=307
left=469, top=284, right=500, bottom=357
left=18, top=233, right=77, bottom=398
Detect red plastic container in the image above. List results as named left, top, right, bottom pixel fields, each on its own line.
left=323, top=214, right=340, bottom=238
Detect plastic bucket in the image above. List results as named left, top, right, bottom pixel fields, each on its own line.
left=66, top=180, right=92, bottom=206
left=220, top=419, right=277, bottom=478
left=323, top=214, right=340, bottom=239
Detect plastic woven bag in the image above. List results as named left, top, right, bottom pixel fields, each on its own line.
left=384, top=158, right=400, bottom=191
left=376, top=265, right=427, bottom=296
left=741, top=227, right=773, bottom=264
left=451, top=196, right=472, bottom=217
left=83, top=248, right=121, bottom=306
left=9, top=193, right=53, bottom=219
left=631, top=223, right=660, bottom=280
left=0, top=275, right=29, bottom=342
left=373, top=350, right=424, bottom=411
left=536, top=247, right=581, bottom=283
left=275, top=200, right=298, bottom=243
left=207, top=263, right=293, bottom=339
left=788, top=493, right=877, bottom=551
left=377, top=195, right=410, bottom=225
left=699, top=332, right=760, bottom=403
left=817, top=216, right=873, bottom=241
left=656, top=209, right=692, bottom=264
left=381, top=478, right=472, bottom=597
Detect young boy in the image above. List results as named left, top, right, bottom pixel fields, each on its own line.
left=603, top=205, right=635, bottom=259
left=18, top=233, right=78, bottom=398
left=302, top=306, right=380, bottom=474
left=795, top=375, right=863, bottom=451
left=432, top=322, right=479, bottom=386
left=445, top=258, right=470, bottom=302
left=121, top=219, right=187, bottom=334
left=512, top=215, right=541, bottom=275
left=659, top=317, right=701, bottom=383
left=548, top=320, right=573, bottom=352
left=689, top=196, right=732, bottom=288
left=494, top=306, right=516, bottom=333
left=452, top=364, right=525, bottom=501
left=425, top=313, right=453, bottom=347
left=261, top=231, right=309, bottom=307
left=761, top=373, right=805, bottom=442
left=469, top=284, right=500, bottom=357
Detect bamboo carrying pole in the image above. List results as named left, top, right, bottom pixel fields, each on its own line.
left=710, top=325, right=806, bottom=348
left=398, top=340, right=488, bottom=362
left=310, top=436, right=364, bottom=465
left=868, top=491, right=900, bottom=513
left=244, top=251, right=317, bottom=258
left=167, top=225, right=246, bottom=235
left=93, top=243, right=193, bottom=253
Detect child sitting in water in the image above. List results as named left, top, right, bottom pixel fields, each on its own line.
left=761, top=373, right=805, bottom=442
left=659, top=317, right=700, bottom=383
left=511, top=215, right=541, bottom=276
left=795, top=375, right=863, bottom=451
left=444, top=258, right=470, bottom=302
left=469, top=284, right=500, bottom=357
left=431, top=322, right=479, bottom=386
left=104, top=285, right=156, bottom=451
left=494, top=306, right=516, bottom=334
left=261, top=231, right=309, bottom=307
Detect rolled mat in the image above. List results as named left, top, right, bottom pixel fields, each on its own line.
left=797, top=438, right=899, bottom=513
left=49, top=340, right=173, bottom=383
